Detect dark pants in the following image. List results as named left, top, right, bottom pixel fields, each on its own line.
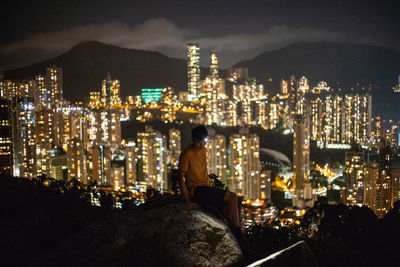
left=191, top=186, right=227, bottom=210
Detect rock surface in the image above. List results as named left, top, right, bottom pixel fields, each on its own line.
left=41, top=196, right=242, bottom=266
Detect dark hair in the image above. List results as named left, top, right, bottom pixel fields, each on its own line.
left=191, top=126, right=208, bottom=141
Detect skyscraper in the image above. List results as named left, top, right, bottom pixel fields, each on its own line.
left=293, top=114, right=311, bottom=208
left=136, top=126, right=168, bottom=191
left=229, top=128, right=261, bottom=200
left=187, top=43, right=200, bottom=101
left=206, top=128, right=227, bottom=186
left=345, top=144, right=365, bottom=206
left=45, top=66, right=63, bottom=106
left=67, top=137, right=88, bottom=183
left=11, top=97, right=35, bottom=178
left=101, top=73, right=121, bottom=107
left=0, top=98, right=12, bottom=175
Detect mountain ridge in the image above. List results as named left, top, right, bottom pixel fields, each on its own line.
left=3, top=41, right=400, bottom=120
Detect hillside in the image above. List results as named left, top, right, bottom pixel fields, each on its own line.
left=234, top=42, right=400, bottom=91
left=4, top=41, right=214, bottom=102
left=234, top=42, right=400, bottom=120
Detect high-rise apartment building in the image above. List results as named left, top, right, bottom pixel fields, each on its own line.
left=168, top=128, right=181, bottom=168
left=187, top=43, right=200, bottom=101
left=0, top=98, right=12, bottom=175
left=206, top=128, right=227, bottom=186
left=364, top=162, right=378, bottom=214
left=45, top=66, right=63, bottom=106
left=101, top=73, right=121, bottom=107
left=293, top=114, right=311, bottom=208
left=67, top=137, right=88, bottom=183
left=136, top=126, right=168, bottom=191
left=344, top=145, right=365, bottom=206
left=229, top=128, right=261, bottom=200
left=125, top=141, right=136, bottom=186
left=11, top=97, right=35, bottom=178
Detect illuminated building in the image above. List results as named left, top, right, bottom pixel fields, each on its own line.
left=110, top=148, right=126, bottom=189
left=309, top=94, right=371, bottom=147
left=136, top=126, right=168, bottom=191
left=206, top=128, right=227, bottom=186
left=376, top=140, right=396, bottom=217
left=161, top=87, right=177, bottom=122
left=364, top=162, right=378, bottom=214
left=267, top=102, right=279, bottom=130
left=0, top=98, right=13, bottom=175
left=89, top=109, right=121, bottom=144
left=101, top=73, right=121, bottom=107
left=0, top=80, right=35, bottom=99
left=142, top=88, right=163, bottom=104
left=344, top=145, right=365, bottom=206
left=200, top=52, right=226, bottom=125
left=372, top=116, right=385, bottom=144
left=297, top=76, right=309, bottom=94
left=187, top=43, right=200, bottom=101
left=168, top=129, right=181, bottom=168
left=342, top=94, right=371, bottom=144
left=293, top=114, right=312, bottom=208
left=125, top=141, right=136, bottom=185
left=67, top=137, right=88, bottom=183
left=45, top=66, right=63, bottom=106
left=11, top=97, right=35, bottom=178
left=35, top=75, right=47, bottom=107
left=233, top=80, right=264, bottom=102
left=311, top=81, right=330, bottom=94
left=35, top=108, right=60, bottom=177
left=61, top=105, right=87, bottom=148
left=393, top=75, right=400, bottom=93
left=49, top=148, right=67, bottom=180
left=226, top=100, right=238, bottom=127
left=229, top=128, right=261, bottom=200
left=89, top=91, right=101, bottom=108
left=260, top=169, right=272, bottom=202
left=89, top=143, right=113, bottom=185
left=280, top=79, right=288, bottom=95
left=228, top=67, right=249, bottom=82
left=210, top=52, right=218, bottom=79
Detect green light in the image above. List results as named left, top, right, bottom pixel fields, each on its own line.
left=141, top=88, right=163, bottom=103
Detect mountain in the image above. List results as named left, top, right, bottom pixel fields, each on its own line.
left=234, top=42, right=400, bottom=91
left=234, top=42, right=400, bottom=120
left=4, top=41, right=212, bottom=102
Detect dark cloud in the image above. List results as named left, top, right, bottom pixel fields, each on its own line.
left=1, top=18, right=343, bottom=68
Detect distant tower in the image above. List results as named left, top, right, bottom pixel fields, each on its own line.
left=45, top=66, right=63, bottom=105
left=210, top=52, right=219, bottom=79
left=187, top=43, right=200, bottom=101
left=293, top=114, right=311, bottom=208
left=393, top=75, right=400, bottom=93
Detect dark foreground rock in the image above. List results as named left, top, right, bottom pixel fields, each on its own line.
left=246, top=241, right=317, bottom=267
left=41, top=196, right=242, bottom=266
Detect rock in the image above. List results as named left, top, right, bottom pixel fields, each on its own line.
left=41, top=196, right=242, bottom=266
left=246, top=241, right=317, bottom=267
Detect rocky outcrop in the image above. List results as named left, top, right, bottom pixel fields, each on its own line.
left=42, top=196, right=242, bottom=266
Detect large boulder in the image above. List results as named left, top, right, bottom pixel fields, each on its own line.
left=41, top=196, right=242, bottom=266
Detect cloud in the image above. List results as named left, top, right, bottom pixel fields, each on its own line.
left=1, top=18, right=340, bottom=52
left=1, top=18, right=190, bottom=54
left=0, top=18, right=342, bottom=68
left=196, top=25, right=341, bottom=52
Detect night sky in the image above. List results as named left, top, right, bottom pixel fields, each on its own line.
left=1, top=0, right=400, bottom=69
